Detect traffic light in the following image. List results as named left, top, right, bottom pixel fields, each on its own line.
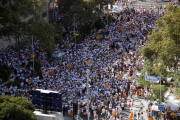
left=73, top=102, right=78, bottom=115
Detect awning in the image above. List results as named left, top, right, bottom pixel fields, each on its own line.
left=152, top=105, right=160, bottom=111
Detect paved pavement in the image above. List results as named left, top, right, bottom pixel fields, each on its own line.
left=126, top=95, right=149, bottom=120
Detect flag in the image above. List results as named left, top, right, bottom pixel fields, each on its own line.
left=70, top=37, right=74, bottom=41
left=74, top=33, right=79, bottom=36
left=30, top=55, right=35, bottom=58
left=28, top=78, right=33, bottom=83
left=120, top=74, right=123, bottom=77
left=49, top=71, right=54, bottom=75
left=119, top=26, right=124, bottom=32
left=67, top=62, right=72, bottom=69
left=30, top=58, right=34, bottom=61
left=26, top=56, right=29, bottom=60
left=86, top=59, right=93, bottom=65
left=104, top=81, right=111, bottom=88
left=128, top=112, right=133, bottom=119
left=96, top=35, right=102, bottom=39
left=82, top=101, right=88, bottom=106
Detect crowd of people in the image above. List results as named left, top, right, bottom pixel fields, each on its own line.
left=0, top=1, right=179, bottom=120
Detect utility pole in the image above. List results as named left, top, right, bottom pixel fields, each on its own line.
left=73, top=14, right=77, bottom=54
left=160, top=77, right=162, bottom=119
left=86, top=69, right=90, bottom=120
left=107, top=9, right=108, bottom=28
left=32, top=35, right=35, bottom=79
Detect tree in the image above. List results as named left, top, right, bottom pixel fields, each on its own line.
left=28, top=19, right=55, bottom=50
left=57, top=0, right=113, bottom=27
left=0, top=0, right=48, bottom=45
left=140, top=4, right=180, bottom=75
left=0, top=96, right=36, bottom=120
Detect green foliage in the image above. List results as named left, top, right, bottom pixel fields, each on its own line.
left=173, top=71, right=180, bottom=98
left=57, top=0, right=114, bottom=30
left=167, top=73, right=174, bottom=78
left=0, top=96, right=36, bottom=120
left=28, top=19, right=55, bottom=50
left=94, top=18, right=105, bottom=30
left=0, top=0, right=48, bottom=43
left=0, top=64, right=11, bottom=82
left=147, top=96, right=156, bottom=101
left=153, top=84, right=167, bottom=103
left=81, top=23, right=93, bottom=36
left=139, top=47, right=156, bottom=61
left=54, top=23, right=64, bottom=44
left=137, top=75, right=151, bottom=88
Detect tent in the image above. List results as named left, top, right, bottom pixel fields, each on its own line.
left=164, top=92, right=180, bottom=111
left=54, top=52, right=66, bottom=58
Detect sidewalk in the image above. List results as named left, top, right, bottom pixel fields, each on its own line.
left=127, top=95, right=149, bottom=120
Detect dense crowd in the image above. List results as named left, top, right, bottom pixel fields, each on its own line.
left=0, top=1, right=179, bottom=120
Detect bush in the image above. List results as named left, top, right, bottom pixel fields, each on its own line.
left=153, top=84, right=167, bottom=103
left=0, top=64, right=11, bottom=82
left=147, top=96, right=156, bottom=101
left=0, top=96, right=36, bottom=120
left=137, top=75, right=151, bottom=88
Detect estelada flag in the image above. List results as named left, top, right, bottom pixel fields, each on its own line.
left=70, top=37, right=74, bottom=41
left=49, top=71, right=54, bottom=75
left=30, top=55, right=35, bottom=58
left=86, top=59, right=92, bottom=65
left=119, top=26, right=124, bottom=32
left=67, top=62, right=72, bottom=69
left=28, top=78, right=33, bottom=83
left=128, top=112, right=133, bottom=119
left=104, top=81, right=111, bottom=88
left=96, top=35, right=102, bottom=39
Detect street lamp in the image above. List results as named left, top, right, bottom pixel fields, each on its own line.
left=86, top=69, right=90, bottom=120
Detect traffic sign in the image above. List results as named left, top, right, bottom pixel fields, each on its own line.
left=145, top=76, right=161, bottom=83
left=158, top=105, right=164, bottom=110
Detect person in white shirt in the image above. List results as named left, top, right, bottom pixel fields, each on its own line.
left=121, top=102, right=125, bottom=111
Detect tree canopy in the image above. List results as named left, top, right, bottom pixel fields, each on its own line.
left=140, top=5, right=180, bottom=75
left=0, top=0, right=48, bottom=43
left=57, top=0, right=113, bottom=27
left=0, top=96, right=36, bottom=120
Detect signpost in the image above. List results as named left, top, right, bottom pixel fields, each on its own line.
left=145, top=76, right=161, bottom=82
left=158, top=105, right=164, bottom=110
